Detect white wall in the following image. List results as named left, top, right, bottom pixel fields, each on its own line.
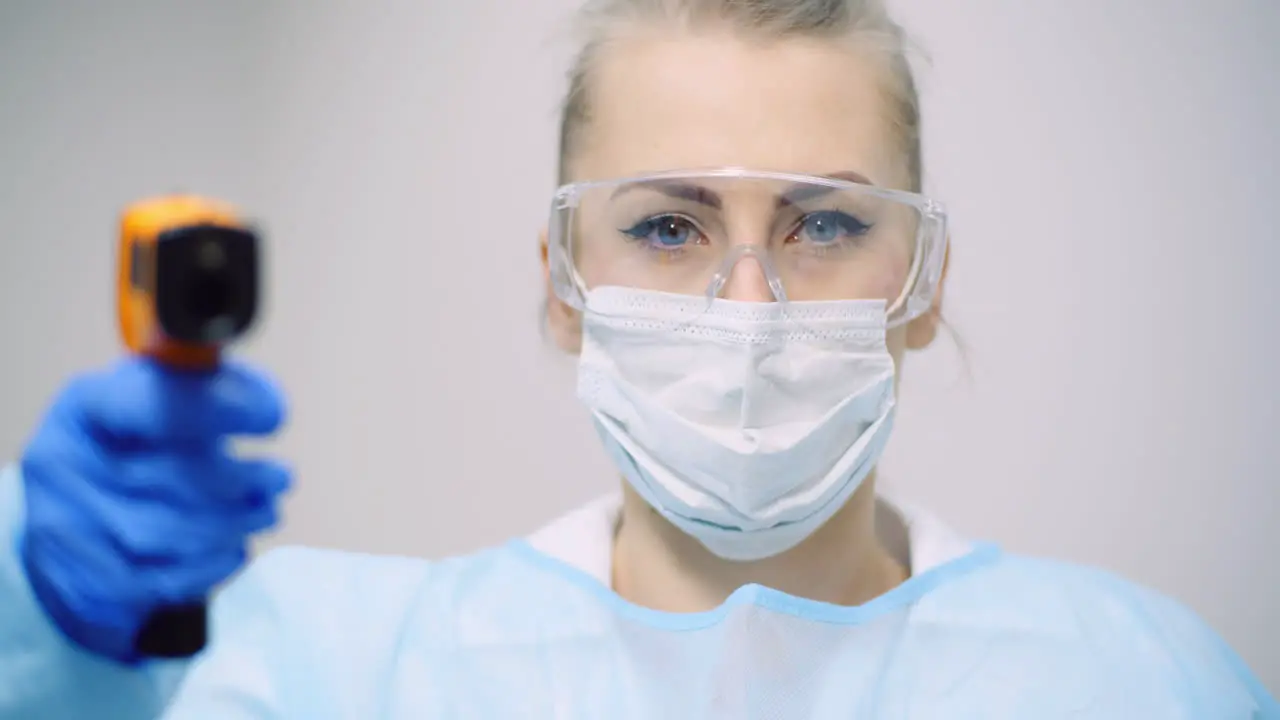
left=1, top=0, right=1276, bottom=690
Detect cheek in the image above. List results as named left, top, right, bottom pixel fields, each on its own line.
left=878, top=268, right=908, bottom=303
left=868, top=249, right=911, bottom=304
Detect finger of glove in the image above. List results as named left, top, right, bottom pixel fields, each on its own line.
left=25, top=482, right=255, bottom=615
left=106, top=452, right=292, bottom=512
left=143, top=545, right=249, bottom=605
left=65, top=358, right=286, bottom=445
left=23, top=432, right=290, bottom=526
left=27, top=455, right=282, bottom=564
left=20, top=527, right=153, bottom=661
left=27, top=526, right=248, bottom=631
left=107, top=494, right=279, bottom=566
left=81, top=477, right=278, bottom=564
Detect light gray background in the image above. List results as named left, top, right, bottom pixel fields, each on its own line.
left=1, top=0, right=1276, bottom=691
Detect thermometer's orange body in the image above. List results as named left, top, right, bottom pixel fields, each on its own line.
left=117, top=195, right=259, bottom=371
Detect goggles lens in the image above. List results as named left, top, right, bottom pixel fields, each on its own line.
left=549, top=169, right=947, bottom=327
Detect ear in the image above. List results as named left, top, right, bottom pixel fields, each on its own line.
left=540, top=229, right=583, bottom=354
left=905, top=237, right=950, bottom=351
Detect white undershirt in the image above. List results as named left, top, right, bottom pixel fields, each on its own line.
left=525, top=492, right=975, bottom=585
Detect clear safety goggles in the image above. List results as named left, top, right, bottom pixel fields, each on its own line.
left=547, top=168, right=948, bottom=328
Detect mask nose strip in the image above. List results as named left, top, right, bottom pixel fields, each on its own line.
left=707, top=246, right=788, bottom=302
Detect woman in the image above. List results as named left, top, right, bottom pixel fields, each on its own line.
left=2, top=0, right=1275, bottom=717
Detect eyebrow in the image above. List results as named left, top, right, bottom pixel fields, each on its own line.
left=610, top=171, right=873, bottom=208
left=781, top=171, right=872, bottom=205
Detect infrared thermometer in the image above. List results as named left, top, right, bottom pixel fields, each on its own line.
left=117, top=194, right=261, bottom=657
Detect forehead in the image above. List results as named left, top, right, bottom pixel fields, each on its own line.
left=574, top=29, right=898, bottom=186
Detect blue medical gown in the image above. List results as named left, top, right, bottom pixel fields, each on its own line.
left=1, top=466, right=1275, bottom=719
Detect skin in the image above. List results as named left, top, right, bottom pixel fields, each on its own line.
left=539, top=25, right=950, bottom=612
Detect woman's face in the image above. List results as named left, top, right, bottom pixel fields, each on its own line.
left=543, top=27, right=947, bottom=361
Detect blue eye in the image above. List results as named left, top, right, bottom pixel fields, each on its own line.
left=622, top=215, right=698, bottom=249
left=796, top=211, right=872, bottom=245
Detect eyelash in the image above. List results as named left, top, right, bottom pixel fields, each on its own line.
left=619, top=214, right=705, bottom=258
left=620, top=211, right=873, bottom=256
left=785, top=210, right=874, bottom=254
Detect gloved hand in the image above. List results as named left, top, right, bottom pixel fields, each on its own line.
left=17, top=357, right=291, bottom=665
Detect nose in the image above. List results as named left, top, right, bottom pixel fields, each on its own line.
left=716, top=252, right=777, bottom=303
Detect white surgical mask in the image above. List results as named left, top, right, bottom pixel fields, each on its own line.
left=577, top=286, right=897, bottom=562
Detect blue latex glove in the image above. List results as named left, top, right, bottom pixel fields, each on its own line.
left=18, top=357, right=290, bottom=665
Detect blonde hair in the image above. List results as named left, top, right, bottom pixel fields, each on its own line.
left=555, top=0, right=925, bottom=191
